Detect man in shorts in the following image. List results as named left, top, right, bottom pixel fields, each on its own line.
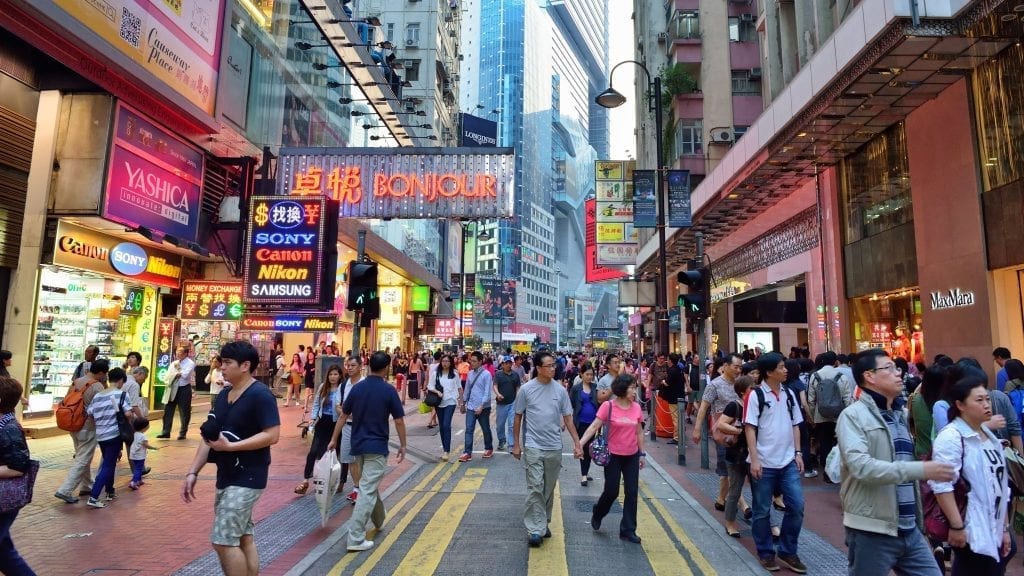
left=182, top=341, right=280, bottom=576
left=339, top=355, right=364, bottom=503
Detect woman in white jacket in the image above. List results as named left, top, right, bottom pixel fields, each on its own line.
left=432, top=355, right=462, bottom=462
left=929, top=373, right=1011, bottom=574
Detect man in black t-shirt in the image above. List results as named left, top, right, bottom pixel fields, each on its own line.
left=182, top=341, right=280, bottom=576
left=661, top=353, right=687, bottom=444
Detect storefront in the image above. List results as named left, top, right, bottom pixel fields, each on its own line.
left=848, top=288, right=924, bottom=362
left=28, top=220, right=182, bottom=411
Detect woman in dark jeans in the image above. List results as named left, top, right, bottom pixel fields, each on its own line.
left=569, top=362, right=600, bottom=486
left=0, top=377, right=34, bottom=574
left=716, top=375, right=755, bottom=538
left=294, top=364, right=343, bottom=495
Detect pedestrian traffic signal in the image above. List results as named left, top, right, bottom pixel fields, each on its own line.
left=347, top=261, right=379, bottom=311
left=677, top=262, right=710, bottom=319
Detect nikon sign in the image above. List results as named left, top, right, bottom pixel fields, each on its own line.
left=278, top=147, right=515, bottom=219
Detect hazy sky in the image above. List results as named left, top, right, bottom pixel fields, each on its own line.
left=606, top=1, right=637, bottom=161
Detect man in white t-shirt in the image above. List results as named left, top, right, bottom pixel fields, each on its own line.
left=743, top=352, right=806, bottom=573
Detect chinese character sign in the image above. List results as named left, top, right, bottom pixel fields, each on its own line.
left=181, top=281, right=243, bottom=320
left=594, top=160, right=638, bottom=266
left=243, top=196, right=328, bottom=306
left=278, top=148, right=516, bottom=219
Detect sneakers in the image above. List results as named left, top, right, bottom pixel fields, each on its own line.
left=619, top=533, right=642, bottom=544
left=440, top=452, right=450, bottom=462
left=802, top=469, right=819, bottom=479
left=758, top=555, right=780, bottom=571
left=86, top=497, right=106, bottom=509
left=458, top=453, right=473, bottom=463
left=777, top=554, right=807, bottom=574
left=346, top=490, right=359, bottom=504
left=347, top=540, right=374, bottom=552
left=129, top=481, right=140, bottom=491
left=527, top=533, right=543, bottom=547
left=497, top=442, right=508, bottom=451
left=54, top=492, right=79, bottom=504
left=104, top=492, right=116, bottom=501
left=482, top=449, right=494, bottom=459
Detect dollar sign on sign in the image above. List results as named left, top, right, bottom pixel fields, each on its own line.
left=254, top=202, right=269, bottom=227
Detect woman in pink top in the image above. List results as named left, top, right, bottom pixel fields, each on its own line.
left=578, top=373, right=646, bottom=544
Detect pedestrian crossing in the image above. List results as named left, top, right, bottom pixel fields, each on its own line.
left=308, top=454, right=754, bottom=576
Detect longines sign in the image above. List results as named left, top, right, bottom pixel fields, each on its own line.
left=277, top=147, right=516, bottom=219
left=930, top=288, right=976, bottom=310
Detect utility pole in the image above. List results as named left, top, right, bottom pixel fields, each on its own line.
left=695, top=232, right=710, bottom=470
left=351, top=229, right=367, bottom=354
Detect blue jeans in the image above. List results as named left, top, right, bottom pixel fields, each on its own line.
left=130, top=459, right=146, bottom=483
left=845, top=527, right=942, bottom=576
left=0, top=511, right=33, bottom=575
left=750, top=460, right=804, bottom=558
left=463, top=406, right=493, bottom=454
left=496, top=403, right=515, bottom=447
left=91, top=437, right=122, bottom=499
left=436, top=405, right=456, bottom=453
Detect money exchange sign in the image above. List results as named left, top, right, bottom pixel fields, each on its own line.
left=243, top=196, right=328, bottom=306
left=181, top=281, right=243, bottom=320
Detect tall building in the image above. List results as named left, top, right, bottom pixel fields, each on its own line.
left=460, top=0, right=609, bottom=346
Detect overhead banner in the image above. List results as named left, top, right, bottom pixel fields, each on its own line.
left=50, top=0, right=223, bottom=115
left=480, top=278, right=516, bottom=319
left=585, top=198, right=627, bottom=283
left=243, top=196, right=330, bottom=306
left=667, top=170, right=692, bottom=228
left=632, top=170, right=657, bottom=228
left=278, top=147, right=516, bottom=219
left=104, top=103, right=205, bottom=242
left=181, top=281, right=244, bottom=321
left=594, top=160, right=638, bottom=266
left=51, top=220, right=183, bottom=288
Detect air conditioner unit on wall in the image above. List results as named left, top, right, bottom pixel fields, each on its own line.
left=405, top=38, right=418, bottom=47
left=748, top=67, right=762, bottom=79
left=710, top=127, right=735, bottom=144
left=402, top=59, right=416, bottom=69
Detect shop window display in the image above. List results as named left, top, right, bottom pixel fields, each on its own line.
left=849, top=289, right=924, bottom=364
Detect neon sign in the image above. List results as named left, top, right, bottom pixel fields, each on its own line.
left=181, top=281, right=243, bottom=320
left=277, top=148, right=515, bottom=219
left=243, top=196, right=327, bottom=305
left=240, top=314, right=338, bottom=332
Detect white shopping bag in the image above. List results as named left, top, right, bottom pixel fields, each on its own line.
left=312, top=450, right=342, bottom=527
left=825, top=445, right=842, bottom=484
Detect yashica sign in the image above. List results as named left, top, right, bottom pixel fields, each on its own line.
left=240, top=314, right=338, bottom=332
left=181, top=281, right=243, bottom=320
left=104, top=104, right=205, bottom=242
left=277, top=148, right=516, bottom=218
left=52, top=221, right=183, bottom=288
left=243, top=196, right=327, bottom=305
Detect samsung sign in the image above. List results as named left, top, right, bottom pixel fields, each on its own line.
left=459, top=113, right=498, bottom=148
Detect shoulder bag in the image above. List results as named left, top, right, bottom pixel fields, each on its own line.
left=712, top=399, right=741, bottom=447
left=920, top=432, right=970, bottom=542
left=0, top=413, right=39, bottom=513
left=114, top=391, right=134, bottom=443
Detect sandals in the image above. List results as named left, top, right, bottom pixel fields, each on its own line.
left=294, top=480, right=309, bottom=495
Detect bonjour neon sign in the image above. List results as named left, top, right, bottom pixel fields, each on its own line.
left=290, top=166, right=497, bottom=204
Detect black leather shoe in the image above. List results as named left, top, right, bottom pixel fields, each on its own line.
left=544, top=528, right=551, bottom=538
left=156, top=433, right=170, bottom=439
left=528, top=533, right=542, bottom=547
left=591, top=513, right=601, bottom=531
left=619, top=533, right=642, bottom=544
left=142, top=467, right=152, bottom=476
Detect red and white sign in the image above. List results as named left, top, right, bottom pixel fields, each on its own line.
left=435, top=318, right=456, bottom=339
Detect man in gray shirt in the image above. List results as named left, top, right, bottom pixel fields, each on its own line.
left=595, top=353, right=619, bottom=403
left=513, top=351, right=583, bottom=548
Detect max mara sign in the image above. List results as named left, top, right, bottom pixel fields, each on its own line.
left=930, top=288, right=976, bottom=310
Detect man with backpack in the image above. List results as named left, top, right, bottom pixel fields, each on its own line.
left=743, top=352, right=806, bottom=573
left=54, top=359, right=108, bottom=504
left=806, top=351, right=854, bottom=484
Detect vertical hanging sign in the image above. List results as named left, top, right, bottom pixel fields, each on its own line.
left=243, top=196, right=328, bottom=306
left=667, top=170, right=692, bottom=228
left=632, top=170, right=657, bottom=228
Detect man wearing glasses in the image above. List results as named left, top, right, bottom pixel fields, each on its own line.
left=837, top=349, right=954, bottom=575
left=692, top=353, right=744, bottom=509
left=512, top=351, right=583, bottom=547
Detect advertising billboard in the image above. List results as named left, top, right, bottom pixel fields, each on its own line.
left=594, top=160, right=638, bottom=266
left=584, top=199, right=627, bottom=283
left=459, top=113, right=498, bottom=147
left=50, top=0, right=223, bottom=115
left=52, top=220, right=183, bottom=288
left=243, top=196, right=332, bottom=306
left=667, top=170, right=692, bottom=228
left=278, top=148, right=516, bottom=219
left=480, top=278, right=516, bottom=319
left=103, top=103, right=205, bottom=242
left=181, top=281, right=243, bottom=321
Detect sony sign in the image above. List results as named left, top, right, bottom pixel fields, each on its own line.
left=930, top=288, right=976, bottom=310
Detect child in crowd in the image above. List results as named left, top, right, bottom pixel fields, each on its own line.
left=129, top=418, right=158, bottom=490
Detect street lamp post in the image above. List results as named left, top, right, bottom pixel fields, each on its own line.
left=595, top=61, right=669, bottom=357
left=458, top=222, right=491, bottom=347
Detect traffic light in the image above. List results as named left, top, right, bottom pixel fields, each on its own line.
left=347, top=261, right=379, bottom=311
left=677, top=261, right=710, bottom=319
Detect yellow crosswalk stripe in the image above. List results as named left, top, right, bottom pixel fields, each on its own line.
left=640, top=481, right=717, bottom=576
left=328, top=461, right=457, bottom=576
left=391, top=468, right=488, bottom=575
left=637, top=488, right=695, bottom=576
left=528, top=482, right=569, bottom=576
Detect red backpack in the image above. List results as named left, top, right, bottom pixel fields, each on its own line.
left=55, top=380, right=92, bottom=432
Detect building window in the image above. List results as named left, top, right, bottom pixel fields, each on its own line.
left=974, top=43, right=1024, bottom=192
left=405, top=23, right=421, bottom=46
left=403, top=59, right=420, bottom=82
left=731, top=70, right=760, bottom=94
left=675, top=119, right=703, bottom=156
left=838, top=122, right=912, bottom=244
left=673, top=11, right=699, bottom=39
left=728, top=17, right=754, bottom=42
left=734, top=126, right=749, bottom=140
left=386, top=23, right=395, bottom=44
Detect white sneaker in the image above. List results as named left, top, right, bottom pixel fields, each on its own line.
left=441, top=452, right=450, bottom=461
left=803, top=470, right=819, bottom=479
left=87, top=497, right=106, bottom=509
left=347, top=539, right=374, bottom=552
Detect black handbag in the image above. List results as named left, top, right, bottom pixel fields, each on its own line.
left=115, top=391, right=134, bottom=443
left=424, top=391, right=442, bottom=407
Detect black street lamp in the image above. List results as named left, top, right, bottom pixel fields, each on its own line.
left=459, top=223, right=492, bottom=346
left=595, top=60, right=668, bottom=357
